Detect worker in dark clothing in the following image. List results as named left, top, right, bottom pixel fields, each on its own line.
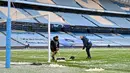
left=51, top=36, right=59, bottom=60
left=80, top=36, right=92, bottom=59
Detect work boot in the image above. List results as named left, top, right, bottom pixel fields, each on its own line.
left=86, top=57, right=91, bottom=59
left=52, top=56, right=55, bottom=61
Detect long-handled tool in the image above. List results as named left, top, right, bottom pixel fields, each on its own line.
left=69, top=50, right=81, bottom=60
left=69, top=46, right=82, bottom=60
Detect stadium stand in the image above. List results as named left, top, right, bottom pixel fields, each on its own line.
left=57, top=12, right=97, bottom=26
left=93, top=0, right=125, bottom=12
left=40, top=32, right=79, bottom=47
left=95, top=33, right=130, bottom=46
left=83, top=15, right=119, bottom=28
left=38, top=11, right=66, bottom=24
left=10, top=31, right=48, bottom=46
left=113, top=0, right=130, bottom=7
left=105, top=16, right=130, bottom=28
left=22, top=9, right=67, bottom=25
left=75, top=0, right=104, bottom=10
left=0, top=32, right=24, bottom=47
left=0, top=11, right=7, bottom=19
left=112, top=1, right=130, bottom=13
left=0, top=6, right=37, bottom=23
left=71, top=33, right=120, bottom=46
left=17, top=8, right=37, bottom=23
left=12, top=0, right=126, bottom=12
left=16, top=0, right=36, bottom=2
left=52, top=0, right=81, bottom=7
left=36, top=0, right=55, bottom=4
left=23, top=9, right=48, bottom=24
left=1, top=0, right=130, bottom=48
left=120, top=34, right=130, bottom=46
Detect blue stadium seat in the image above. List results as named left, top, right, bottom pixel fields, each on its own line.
left=0, top=11, right=7, bottom=19
left=17, top=8, right=37, bottom=23
left=57, top=12, right=97, bottom=26
left=53, top=0, right=81, bottom=8
left=83, top=15, right=119, bottom=28
left=0, top=32, right=24, bottom=46
left=10, top=31, right=48, bottom=46
left=24, top=9, right=48, bottom=24
left=96, top=0, right=125, bottom=12
left=105, top=16, right=130, bottom=28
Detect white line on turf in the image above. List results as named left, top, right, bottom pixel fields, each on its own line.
left=85, top=68, right=104, bottom=72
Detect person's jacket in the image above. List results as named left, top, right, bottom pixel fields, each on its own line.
left=51, top=37, right=59, bottom=49
left=81, top=36, right=91, bottom=49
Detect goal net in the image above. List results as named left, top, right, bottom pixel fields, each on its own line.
left=1, top=13, right=52, bottom=65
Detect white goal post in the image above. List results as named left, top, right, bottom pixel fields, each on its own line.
left=3, top=13, right=52, bottom=68
left=18, top=13, right=51, bottom=63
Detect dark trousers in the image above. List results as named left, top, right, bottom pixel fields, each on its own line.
left=85, top=43, right=92, bottom=58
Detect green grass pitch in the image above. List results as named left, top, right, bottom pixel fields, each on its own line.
left=0, top=48, right=130, bottom=73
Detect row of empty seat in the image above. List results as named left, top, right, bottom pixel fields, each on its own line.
left=40, top=32, right=78, bottom=46
left=57, top=12, right=96, bottom=26
left=0, top=6, right=37, bottom=23
left=70, top=33, right=120, bottom=46
left=96, top=33, right=130, bottom=46
left=105, top=16, right=130, bottom=28
left=0, top=6, right=67, bottom=24
left=75, top=0, right=104, bottom=10
left=1, top=5, right=130, bottom=28
left=6, top=0, right=128, bottom=12
left=0, top=32, right=24, bottom=46
left=93, top=0, right=124, bottom=12
left=1, top=30, right=130, bottom=47
left=112, top=0, right=130, bottom=13
left=10, top=31, right=48, bottom=46
left=83, top=15, right=119, bottom=28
